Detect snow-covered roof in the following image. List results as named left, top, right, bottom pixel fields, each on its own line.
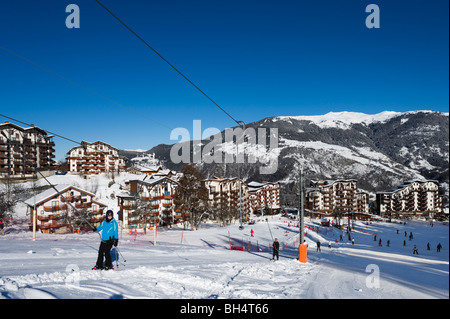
left=129, top=176, right=179, bottom=187
left=130, top=165, right=162, bottom=172
left=248, top=181, right=264, bottom=188
left=24, top=184, right=96, bottom=207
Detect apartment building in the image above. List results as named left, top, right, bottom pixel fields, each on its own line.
left=116, top=177, right=179, bottom=228
left=247, top=181, right=281, bottom=214
left=305, top=179, right=369, bottom=215
left=0, top=122, right=55, bottom=179
left=376, top=180, right=443, bottom=219
left=203, top=177, right=250, bottom=218
left=66, top=141, right=127, bottom=175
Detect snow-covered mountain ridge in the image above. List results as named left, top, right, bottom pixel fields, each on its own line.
left=274, top=110, right=448, bottom=130
left=274, top=110, right=403, bottom=130
left=125, top=110, right=448, bottom=197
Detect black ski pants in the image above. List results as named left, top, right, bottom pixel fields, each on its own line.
left=96, top=240, right=113, bottom=268
left=273, top=249, right=279, bottom=260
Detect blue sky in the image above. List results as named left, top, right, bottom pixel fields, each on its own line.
left=0, top=0, right=448, bottom=161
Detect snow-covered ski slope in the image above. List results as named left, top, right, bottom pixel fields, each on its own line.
left=0, top=215, right=448, bottom=299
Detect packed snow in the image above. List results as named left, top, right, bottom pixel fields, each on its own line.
left=1, top=214, right=448, bottom=299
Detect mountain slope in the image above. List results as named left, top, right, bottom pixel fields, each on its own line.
left=125, top=110, right=449, bottom=196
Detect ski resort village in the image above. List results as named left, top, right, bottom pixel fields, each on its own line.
left=0, top=0, right=448, bottom=305
left=0, top=113, right=448, bottom=301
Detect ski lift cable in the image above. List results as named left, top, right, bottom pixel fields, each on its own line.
left=0, top=45, right=172, bottom=131
left=94, top=0, right=244, bottom=129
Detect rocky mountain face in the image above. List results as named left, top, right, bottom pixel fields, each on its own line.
left=121, top=111, right=449, bottom=201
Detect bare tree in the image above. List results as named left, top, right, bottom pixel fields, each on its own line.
left=0, top=177, right=24, bottom=220
left=173, top=165, right=209, bottom=230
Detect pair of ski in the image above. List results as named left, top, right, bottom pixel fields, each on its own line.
left=91, top=266, right=122, bottom=271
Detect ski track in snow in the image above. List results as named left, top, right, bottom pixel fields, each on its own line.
left=0, top=260, right=317, bottom=299
left=1, top=216, right=448, bottom=299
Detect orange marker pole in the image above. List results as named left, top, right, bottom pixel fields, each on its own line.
left=299, top=243, right=307, bottom=263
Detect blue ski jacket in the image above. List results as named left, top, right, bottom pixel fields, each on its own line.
left=96, top=218, right=119, bottom=241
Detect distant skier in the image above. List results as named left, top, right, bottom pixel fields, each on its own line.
left=316, top=240, right=321, bottom=252
left=272, top=238, right=279, bottom=260
left=0, top=219, right=4, bottom=236
left=92, top=210, right=119, bottom=270
left=437, top=243, right=442, bottom=252
left=352, top=238, right=355, bottom=245
left=413, top=244, right=419, bottom=255
left=378, top=238, right=382, bottom=247
left=250, top=229, right=254, bottom=237
left=427, top=242, right=430, bottom=250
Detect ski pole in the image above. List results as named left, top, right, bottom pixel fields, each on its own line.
left=114, top=248, right=119, bottom=269
left=116, top=246, right=126, bottom=263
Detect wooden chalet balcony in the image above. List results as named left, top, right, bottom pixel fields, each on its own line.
left=90, top=209, right=105, bottom=215
left=37, top=215, right=50, bottom=221
left=38, top=219, right=65, bottom=229
left=89, top=216, right=104, bottom=223
left=22, top=138, right=33, bottom=145
left=24, top=154, right=36, bottom=160
left=75, top=202, right=92, bottom=208
left=38, top=223, right=52, bottom=230
left=122, top=204, right=137, bottom=210
left=44, top=204, right=68, bottom=212
left=127, top=219, right=140, bottom=225
left=66, top=195, right=82, bottom=201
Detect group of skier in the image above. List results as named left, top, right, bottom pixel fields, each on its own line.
left=90, top=214, right=444, bottom=265
left=311, top=225, right=444, bottom=257
left=76, top=209, right=446, bottom=266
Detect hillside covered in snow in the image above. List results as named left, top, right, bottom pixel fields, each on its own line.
left=139, top=110, right=448, bottom=198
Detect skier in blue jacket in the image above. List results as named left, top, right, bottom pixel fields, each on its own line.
left=92, top=210, right=119, bottom=270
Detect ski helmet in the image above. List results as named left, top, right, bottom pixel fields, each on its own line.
left=106, top=210, right=114, bottom=218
